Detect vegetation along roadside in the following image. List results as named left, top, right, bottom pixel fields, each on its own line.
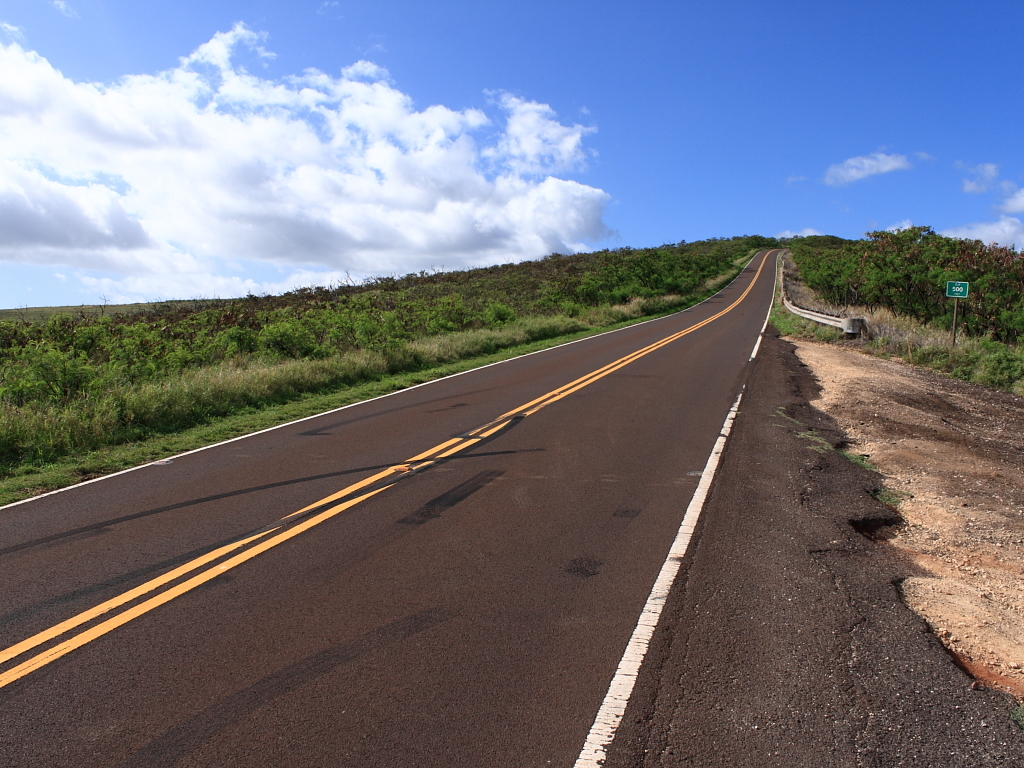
left=776, top=226, right=1024, bottom=713
left=0, top=236, right=776, bottom=506
left=773, top=226, right=1024, bottom=396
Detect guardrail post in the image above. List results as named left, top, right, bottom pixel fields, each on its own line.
left=841, top=318, right=866, bottom=338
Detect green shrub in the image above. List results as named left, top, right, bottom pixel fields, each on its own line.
left=218, top=326, right=258, bottom=356
left=484, top=302, right=517, bottom=326
left=972, top=348, right=1024, bottom=389
left=259, top=321, right=317, bottom=358
left=788, top=227, right=1024, bottom=342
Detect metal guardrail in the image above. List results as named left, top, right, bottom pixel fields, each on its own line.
left=782, top=293, right=867, bottom=336
left=779, top=255, right=867, bottom=337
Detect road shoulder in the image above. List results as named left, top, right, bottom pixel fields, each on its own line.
left=608, top=330, right=1022, bottom=767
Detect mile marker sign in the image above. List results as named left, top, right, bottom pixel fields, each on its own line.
left=946, top=281, right=970, bottom=298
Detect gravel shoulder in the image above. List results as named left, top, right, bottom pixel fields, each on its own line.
left=793, top=339, right=1024, bottom=699
left=608, top=330, right=1023, bottom=767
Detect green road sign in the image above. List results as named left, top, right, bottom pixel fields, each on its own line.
left=946, top=281, right=970, bottom=298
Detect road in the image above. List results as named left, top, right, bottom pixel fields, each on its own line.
left=0, top=251, right=777, bottom=767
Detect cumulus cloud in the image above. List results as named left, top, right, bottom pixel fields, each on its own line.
left=941, top=217, right=1024, bottom=249
left=824, top=152, right=911, bottom=186
left=776, top=228, right=823, bottom=238
left=961, top=162, right=998, bottom=193
left=77, top=267, right=355, bottom=305
left=999, top=187, right=1024, bottom=214
left=0, top=24, right=610, bottom=301
left=482, top=93, right=593, bottom=175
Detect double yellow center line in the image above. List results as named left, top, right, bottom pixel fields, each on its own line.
left=0, top=250, right=773, bottom=690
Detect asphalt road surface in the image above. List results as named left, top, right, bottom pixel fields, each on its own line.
left=0, top=251, right=777, bottom=767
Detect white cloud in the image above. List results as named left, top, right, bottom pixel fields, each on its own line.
left=941, top=217, right=1024, bottom=249
left=77, top=267, right=355, bottom=305
left=0, top=160, right=151, bottom=254
left=0, top=25, right=611, bottom=301
left=776, top=228, right=822, bottom=238
left=999, top=187, right=1024, bottom=214
left=51, top=1, right=77, bottom=18
left=886, top=219, right=914, bottom=232
left=482, top=93, right=594, bottom=175
left=961, top=162, right=998, bottom=193
left=824, top=152, right=911, bottom=186
left=0, top=22, right=24, bottom=40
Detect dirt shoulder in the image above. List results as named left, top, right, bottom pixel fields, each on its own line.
left=792, top=339, right=1024, bottom=699
left=608, top=331, right=1022, bottom=767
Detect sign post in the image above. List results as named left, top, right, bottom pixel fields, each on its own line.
left=945, top=281, right=969, bottom=346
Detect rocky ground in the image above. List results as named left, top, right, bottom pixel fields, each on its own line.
left=793, top=340, right=1024, bottom=699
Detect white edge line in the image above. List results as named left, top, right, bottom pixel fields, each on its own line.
left=573, top=386, right=746, bottom=768
left=1, top=252, right=770, bottom=514
left=749, top=250, right=780, bottom=361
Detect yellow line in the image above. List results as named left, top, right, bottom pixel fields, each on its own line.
left=0, top=488, right=386, bottom=689
left=408, top=437, right=463, bottom=462
left=0, top=531, right=272, bottom=668
left=515, top=251, right=770, bottom=414
left=286, top=465, right=400, bottom=517
left=0, top=250, right=774, bottom=689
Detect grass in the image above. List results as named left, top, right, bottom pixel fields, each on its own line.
left=796, top=429, right=832, bottom=454
left=774, top=407, right=901, bottom=504
left=0, top=273, right=748, bottom=507
left=774, top=406, right=804, bottom=426
left=869, top=487, right=908, bottom=509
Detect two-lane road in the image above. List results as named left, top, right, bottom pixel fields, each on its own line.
left=0, top=251, right=779, bottom=767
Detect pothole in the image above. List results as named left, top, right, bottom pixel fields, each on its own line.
left=850, top=513, right=903, bottom=541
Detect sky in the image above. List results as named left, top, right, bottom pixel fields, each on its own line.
left=1, top=0, right=1023, bottom=309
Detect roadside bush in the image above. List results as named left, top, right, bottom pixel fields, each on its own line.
left=788, top=227, right=1024, bottom=342
left=484, top=302, right=517, bottom=326
left=259, top=321, right=317, bottom=358
left=218, top=325, right=259, bottom=356
left=972, top=348, right=1024, bottom=390
left=781, top=245, right=1024, bottom=396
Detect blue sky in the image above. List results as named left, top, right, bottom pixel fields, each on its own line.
left=2, top=0, right=1022, bottom=308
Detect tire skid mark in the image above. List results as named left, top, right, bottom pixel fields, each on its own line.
left=119, top=608, right=455, bottom=768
